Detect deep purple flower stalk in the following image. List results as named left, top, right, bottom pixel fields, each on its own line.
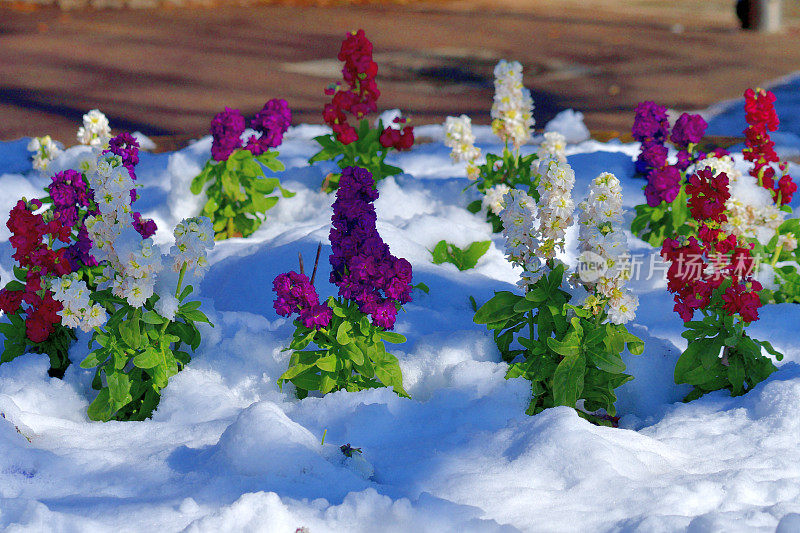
left=211, top=107, right=247, bottom=162
left=273, top=271, right=332, bottom=330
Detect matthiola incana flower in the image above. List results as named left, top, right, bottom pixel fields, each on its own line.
left=482, top=183, right=511, bottom=216
left=577, top=172, right=638, bottom=325
left=538, top=131, right=567, bottom=164
left=50, top=274, right=107, bottom=332
left=77, top=109, right=112, bottom=148
left=28, top=135, right=62, bottom=172
left=499, top=189, right=542, bottom=290
left=170, top=217, right=215, bottom=278
left=536, top=159, right=575, bottom=260
left=491, top=60, right=535, bottom=149
left=444, top=114, right=481, bottom=180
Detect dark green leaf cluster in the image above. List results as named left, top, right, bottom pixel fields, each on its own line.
left=676, top=313, right=782, bottom=401
left=81, top=285, right=212, bottom=422
left=430, top=240, right=490, bottom=271
left=310, top=119, right=403, bottom=192
left=756, top=217, right=800, bottom=304
left=631, top=186, right=692, bottom=247
left=190, top=150, right=293, bottom=240
left=474, top=264, right=643, bottom=423
left=279, top=297, right=408, bottom=399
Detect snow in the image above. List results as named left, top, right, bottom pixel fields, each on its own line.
left=2, top=78, right=800, bottom=531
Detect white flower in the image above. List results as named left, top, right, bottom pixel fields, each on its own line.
left=444, top=115, right=482, bottom=180
left=608, top=292, right=638, bottom=325
left=482, top=184, right=511, bottom=215
left=77, top=109, right=111, bottom=148
left=83, top=304, right=108, bottom=332
left=536, top=160, right=575, bottom=260
left=538, top=131, right=567, bottom=164
left=171, top=217, right=215, bottom=278
left=28, top=135, right=62, bottom=172
left=491, top=60, right=535, bottom=149
left=778, top=233, right=798, bottom=252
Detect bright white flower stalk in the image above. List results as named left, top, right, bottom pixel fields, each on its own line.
left=50, top=274, right=107, bottom=332
left=491, top=60, right=535, bottom=150
left=28, top=135, right=63, bottom=172
left=84, top=152, right=161, bottom=308
left=444, top=114, right=481, bottom=180
left=498, top=189, right=541, bottom=290
left=171, top=217, right=215, bottom=280
left=538, top=131, right=567, bottom=163
left=536, top=160, right=575, bottom=261
left=699, top=155, right=788, bottom=246
left=77, top=109, right=112, bottom=148
left=577, top=172, right=638, bottom=325
left=482, top=183, right=511, bottom=215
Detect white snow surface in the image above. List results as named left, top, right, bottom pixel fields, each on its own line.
left=2, top=96, right=800, bottom=532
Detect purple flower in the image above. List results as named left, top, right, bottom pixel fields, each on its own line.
left=632, top=101, right=669, bottom=142
left=210, top=107, right=246, bottom=162
left=300, top=304, right=332, bottom=329
left=639, top=141, right=668, bottom=170
left=675, top=149, right=692, bottom=171
left=132, top=212, right=157, bottom=239
left=670, top=113, right=707, bottom=148
left=645, top=166, right=681, bottom=206
left=106, top=132, right=140, bottom=179
left=328, top=166, right=412, bottom=330
left=248, top=98, right=292, bottom=152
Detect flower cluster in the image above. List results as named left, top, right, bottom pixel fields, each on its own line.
left=50, top=274, right=106, bottom=332
left=444, top=114, right=481, bottom=180
left=537, top=131, right=567, bottom=164
left=498, top=188, right=540, bottom=290
left=742, top=88, right=796, bottom=205
left=0, top=199, right=73, bottom=342
left=28, top=135, right=62, bottom=172
left=633, top=101, right=709, bottom=207
left=323, top=30, right=381, bottom=144
left=329, top=166, right=413, bottom=329
left=170, top=217, right=214, bottom=278
left=577, top=173, right=638, bottom=324
left=77, top=109, right=111, bottom=148
left=85, top=153, right=162, bottom=307
left=378, top=116, right=415, bottom=152
left=47, top=169, right=98, bottom=267
left=536, top=160, right=575, bottom=261
left=483, top=183, right=511, bottom=216
left=273, top=271, right=332, bottom=330
left=490, top=60, right=535, bottom=149
left=661, top=167, right=762, bottom=323
left=210, top=99, right=292, bottom=161
left=697, top=155, right=787, bottom=244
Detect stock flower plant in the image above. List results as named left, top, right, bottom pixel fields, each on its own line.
left=630, top=101, right=714, bottom=246
left=661, top=166, right=783, bottom=401
left=310, top=30, right=414, bottom=192
left=474, top=162, right=643, bottom=424
left=0, top=133, right=156, bottom=378
left=274, top=166, right=412, bottom=399
left=190, top=100, right=295, bottom=240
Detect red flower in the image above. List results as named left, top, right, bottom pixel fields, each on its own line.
left=0, top=288, right=24, bottom=315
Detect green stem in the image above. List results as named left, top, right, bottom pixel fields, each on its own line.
left=771, top=244, right=784, bottom=268
left=175, top=264, right=187, bottom=300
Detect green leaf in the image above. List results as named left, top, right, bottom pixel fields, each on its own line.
left=316, top=354, right=338, bottom=372
left=589, top=349, right=627, bottom=374
left=132, top=347, right=161, bottom=369
left=552, top=353, right=586, bottom=407
left=377, top=331, right=406, bottom=344
left=87, top=389, right=113, bottom=422
left=107, top=371, right=131, bottom=403
left=547, top=335, right=580, bottom=357
left=141, top=311, right=166, bottom=325
left=119, top=317, right=142, bottom=350
left=462, top=240, right=491, bottom=268
left=336, top=322, right=352, bottom=345
left=431, top=240, right=449, bottom=264
left=474, top=291, right=522, bottom=324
